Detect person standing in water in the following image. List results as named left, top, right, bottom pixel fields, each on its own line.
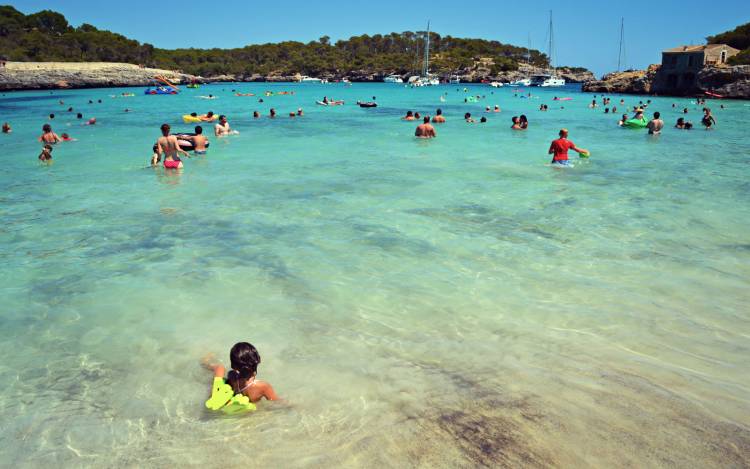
left=415, top=116, right=437, bottom=138
left=647, top=112, right=664, bottom=135
left=39, top=124, right=61, bottom=144
left=548, top=128, right=588, bottom=165
left=189, top=126, right=209, bottom=154
left=701, top=108, right=716, bottom=129
left=432, top=109, right=446, bottom=123
left=2, top=122, right=11, bottom=133
left=157, top=123, right=189, bottom=169
left=214, top=115, right=231, bottom=136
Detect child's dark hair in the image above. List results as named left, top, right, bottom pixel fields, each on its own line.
left=227, top=342, right=261, bottom=393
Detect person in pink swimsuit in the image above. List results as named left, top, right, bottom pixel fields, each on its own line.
left=156, top=123, right=189, bottom=169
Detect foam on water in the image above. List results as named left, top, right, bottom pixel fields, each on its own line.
left=1, top=83, right=749, bottom=467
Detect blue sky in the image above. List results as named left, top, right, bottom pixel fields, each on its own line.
left=11, top=0, right=750, bottom=76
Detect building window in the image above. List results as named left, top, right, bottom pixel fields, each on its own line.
left=721, top=50, right=727, bottom=63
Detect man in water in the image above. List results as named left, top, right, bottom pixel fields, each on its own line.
left=415, top=116, right=436, bottom=138
left=157, top=123, right=190, bottom=169
left=548, top=128, right=587, bottom=165
left=189, top=126, right=209, bottom=153
left=2, top=122, right=11, bottom=133
left=432, top=109, right=446, bottom=123
left=647, top=112, right=664, bottom=135
left=214, top=115, right=231, bottom=136
left=200, top=111, right=215, bottom=122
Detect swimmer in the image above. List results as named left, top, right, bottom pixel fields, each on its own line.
left=494, top=105, right=501, bottom=113
left=402, top=111, right=415, bottom=121
left=2, top=122, right=11, bottom=133
left=289, top=112, right=296, bottom=118
left=253, top=111, right=260, bottom=118
left=485, top=106, right=491, bottom=113
left=269, top=108, right=276, bottom=118
left=190, top=126, right=209, bottom=153
left=519, top=115, right=528, bottom=129
left=157, top=123, right=189, bottom=169
left=76, top=113, right=83, bottom=119
left=647, top=111, right=664, bottom=135
left=511, top=116, right=522, bottom=130
left=38, top=144, right=53, bottom=162
left=701, top=108, right=716, bottom=129
left=549, top=129, right=587, bottom=165
left=675, top=117, right=686, bottom=129
left=39, top=124, right=61, bottom=144
left=60, top=133, right=75, bottom=142
left=604, top=107, right=610, bottom=114
left=415, top=116, right=437, bottom=138
left=201, top=342, right=278, bottom=409
left=200, top=111, right=215, bottom=122
left=85, top=118, right=96, bottom=125
left=297, top=108, right=303, bottom=116
left=618, top=114, right=629, bottom=126
left=214, top=115, right=231, bottom=136
left=49, top=113, right=55, bottom=119
left=464, top=112, right=475, bottom=123
left=414, top=112, right=421, bottom=120
left=480, top=116, right=487, bottom=123
left=432, top=109, right=446, bottom=123
left=150, top=144, right=160, bottom=166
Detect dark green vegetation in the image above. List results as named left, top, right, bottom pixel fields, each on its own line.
left=0, top=6, right=548, bottom=76
left=707, top=22, right=750, bottom=64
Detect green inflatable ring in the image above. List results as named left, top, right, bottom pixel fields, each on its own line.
left=622, top=118, right=647, bottom=128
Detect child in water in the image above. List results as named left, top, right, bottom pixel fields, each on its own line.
left=38, top=144, right=53, bottom=162
left=202, top=342, right=278, bottom=408
left=150, top=144, right=160, bottom=166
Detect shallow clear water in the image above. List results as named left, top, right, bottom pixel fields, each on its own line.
left=0, top=83, right=749, bottom=467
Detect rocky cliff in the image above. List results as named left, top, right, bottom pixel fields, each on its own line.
left=697, top=65, right=750, bottom=98
left=581, top=66, right=659, bottom=94
left=0, top=62, right=201, bottom=91
left=582, top=64, right=750, bottom=98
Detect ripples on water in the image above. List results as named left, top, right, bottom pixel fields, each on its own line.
left=0, top=83, right=749, bottom=467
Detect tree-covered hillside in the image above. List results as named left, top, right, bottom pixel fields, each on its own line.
left=0, top=6, right=548, bottom=76
left=707, top=22, right=750, bottom=65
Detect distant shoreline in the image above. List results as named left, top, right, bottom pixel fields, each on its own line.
left=0, top=61, right=595, bottom=92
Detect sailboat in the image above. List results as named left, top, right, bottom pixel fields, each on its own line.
left=408, top=21, right=440, bottom=87
left=509, top=35, right=532, bottom=86
left=530, top=11, right=565, bottom=87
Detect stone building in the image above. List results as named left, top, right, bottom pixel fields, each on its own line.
left=656, top=44, right=739, bottom=91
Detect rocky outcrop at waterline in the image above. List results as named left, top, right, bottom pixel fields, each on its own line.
left=582, top=64, right=750, bottom=98
left=0, top=62, right=202, bottom=91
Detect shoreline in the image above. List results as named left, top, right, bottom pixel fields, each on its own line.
left=0, top=61, right=595, bottom=92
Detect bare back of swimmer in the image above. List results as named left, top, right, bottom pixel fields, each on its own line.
left=157, top=123, right=189, bottom=169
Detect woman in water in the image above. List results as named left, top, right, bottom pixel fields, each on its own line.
left=39, top=124, right=61, bottom=144
left=519, top=115, right=528, bottom=129
left=701, top=108, right=716, bottom=130
left=202, top=342, right=279, bottom=409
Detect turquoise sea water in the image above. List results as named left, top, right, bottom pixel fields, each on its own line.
left=1, top=82, right=749, bottom=467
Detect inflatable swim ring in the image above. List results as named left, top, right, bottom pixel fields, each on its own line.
left=175, top=133, right=211, bottom=151
left=182, top=114, right=218, bottom=123
left=622, top=118, right=648, bottom=128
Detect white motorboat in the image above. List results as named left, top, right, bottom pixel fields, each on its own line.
left=299, top=76, right=323, bottom=83
left=509, top=78, right=531, bottom=87
left=489, top=81, right=503, bottom=88
left=530, top=74, right=565, bottom=87
left=384, top=75, right=404, bottom=83
left=449, top=76, right=461, bottom=84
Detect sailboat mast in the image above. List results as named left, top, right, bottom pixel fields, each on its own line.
left=548, top=11, right=554, bottom=72
left=617, top=17, right=624, bottom=71
left=423, top=21, right=431, bottom=77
